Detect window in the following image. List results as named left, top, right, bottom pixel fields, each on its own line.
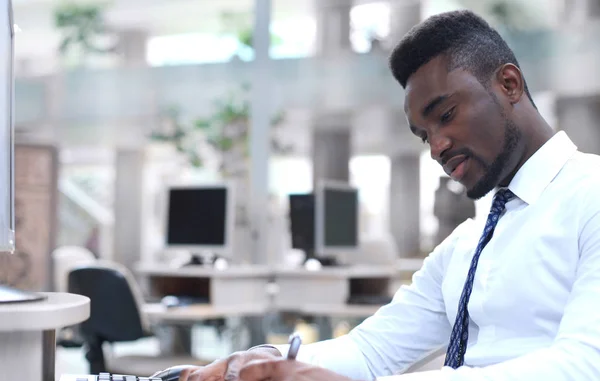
left=350, top=155, right=390, bottom=236
left=350, top=2, right=390, bottom=53
left=269, top=156, right=312, bottom=203
left=146, top=17, right=316, bottom=66
left=146, top=33, right=240, bottom=66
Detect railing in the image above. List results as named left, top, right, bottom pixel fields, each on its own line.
left=12, top=22, right=600, bottom=132
left=57, top=178, right=114, bottom=259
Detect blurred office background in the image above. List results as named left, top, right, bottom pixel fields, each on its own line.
left=3, top=0, right=600, bottom=377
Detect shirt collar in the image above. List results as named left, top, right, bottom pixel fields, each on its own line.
left=507, top=131, right=577, bottom=205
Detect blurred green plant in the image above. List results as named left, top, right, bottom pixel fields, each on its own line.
left=220, top=11, right=283, bottom=53
left=236, top=27, right=284, bottom=49
left=455, top=0, right=554, bottom=59
left=150, top=84, right=291, bottom=175
left=53, top=2, right=115, bottom=56
left=149, top=106, right=204, bottom=168
left=457, top=0, right=549, bottom=32
left=487, top=0, right=528, bottom=32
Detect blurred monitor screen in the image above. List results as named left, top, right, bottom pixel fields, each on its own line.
left=316, top=181, right=359, bottom=254
left=288, top=193, right=315, bottom=251
left=166, top=185, right=233, bottom=253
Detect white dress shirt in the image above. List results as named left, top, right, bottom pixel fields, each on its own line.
left=274, top=131, right=600, bottom=380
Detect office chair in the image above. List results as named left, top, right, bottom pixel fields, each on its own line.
left=68, top=261, right=211, bottom=376
left=53, top=245, right=98, bottom=348
left=53, top=245, right=97, bottom=293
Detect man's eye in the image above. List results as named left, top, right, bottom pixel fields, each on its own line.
left=441, top=107, right=455, bottom=123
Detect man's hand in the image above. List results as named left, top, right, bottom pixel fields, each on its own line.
left=238, top=358, right=354, bottom=381
left=174, top=347, right=282, bottom=381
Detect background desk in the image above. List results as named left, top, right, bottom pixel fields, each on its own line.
left=273, top=264, right=397, bottom=310
left=0, top=292, right=90, bottom=381
left=135, top=263, right=272, bottom=310
left=143, top=303, right=269, bottom=323
left=136, top=261, right=421, bottom=347
left=135, top=263, right=274, bottom=351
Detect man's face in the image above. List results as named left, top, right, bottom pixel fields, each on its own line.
left=404, top=56, right=521, bottom=200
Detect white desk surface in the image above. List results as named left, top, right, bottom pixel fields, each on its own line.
left=135, top=262, right=272, bottom=278
left=0, top=292, right=90, bottom=331
left=396, top=258, right=425, bottom=272
left=295, top=303, right=384, bottom=317
left=135, top=261, right=423, bottom=278
left=143, top=302, right=270, bottom=322
left=273, top=264, right=399, bottom=278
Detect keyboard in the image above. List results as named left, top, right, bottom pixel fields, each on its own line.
left=0, top=285, right=47, bottom=304
left=60, top=373, right=162, bottom=381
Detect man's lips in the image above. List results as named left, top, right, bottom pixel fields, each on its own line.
left=443, top=155, right=468, bottom=179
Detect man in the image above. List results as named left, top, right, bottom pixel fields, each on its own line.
left=166, top=9, right=600, bottom=381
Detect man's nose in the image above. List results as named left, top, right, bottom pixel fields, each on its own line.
left=429, top=133, right=452, bottom=163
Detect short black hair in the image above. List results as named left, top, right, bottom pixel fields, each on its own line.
left=389, top=10, right=536, bottom=108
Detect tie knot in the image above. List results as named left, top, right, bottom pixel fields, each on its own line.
left=492, top=188, right=515, bottom=209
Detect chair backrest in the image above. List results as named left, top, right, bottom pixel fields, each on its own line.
left=68, top=260, right=150, bottom=343
left=52, top=245, right=97, bottom=292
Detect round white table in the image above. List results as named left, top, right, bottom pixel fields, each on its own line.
left=0, top=292, right=90, bottom=381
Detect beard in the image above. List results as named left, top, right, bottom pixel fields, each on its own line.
left=466, top=119, right=521, bottom=200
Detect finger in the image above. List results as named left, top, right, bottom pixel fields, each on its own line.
left=150, top=368, right=189, bottom=380
left=186, top=367, right=223, bottom=381
left=239, top=359, right=282, bottom=381
left=178, top=367, right=193, bottom=381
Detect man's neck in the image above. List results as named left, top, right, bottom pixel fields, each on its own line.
left=499, top=111, right=555, bottom=188
left=521, top=111, right=556, bottom=164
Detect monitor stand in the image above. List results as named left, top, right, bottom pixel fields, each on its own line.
left=303, top=250, right=341, bottom=267
left=184, top=253, right=214, bottom=266
left=183, top=251, right=228, bottom=267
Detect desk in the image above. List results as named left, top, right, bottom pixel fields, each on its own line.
left=296, top=303, right=383, bottom=317
left=0, top=292, right=90, bottom=381
left=143, top=302, right=269, bottom=323
left=136, top=263, right=274, bottom=351
left=136, top=262, right=421, bottom=346
left=273, top=265, right=396, bottom=310
left=135, top=263, right=272, bottom=311
left=136, top=261, right=421, bottom=315
left=273, top=263, right=418, bottom=340
left=396, top=257, right=425, bottom=275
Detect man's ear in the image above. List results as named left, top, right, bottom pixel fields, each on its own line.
left=495, top=63, right=524, bottom=105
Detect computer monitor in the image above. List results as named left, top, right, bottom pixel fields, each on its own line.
left=0, top=0, right=13, bottom=253
left=288, top=180, right=359, bottom=266
left=288, top=193, right=315, bottom=254
left=164, top=183, right=235, bottom=261
left=0, top=1, right=47, bottom=303
left=315, top=180, right=359, bottom=257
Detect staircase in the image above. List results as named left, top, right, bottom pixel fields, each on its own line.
left=57, top=176, right=114, bottom=259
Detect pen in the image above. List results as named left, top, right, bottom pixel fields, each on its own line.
left=287, top=332, right=302, bottom=360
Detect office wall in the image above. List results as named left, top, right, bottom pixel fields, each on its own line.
left=556, top=94, right=600, bottom=155
left=0, top=143, right=58, bottom=291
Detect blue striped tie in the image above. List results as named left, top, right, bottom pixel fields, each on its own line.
left=444, top=188, right=515, bottom=368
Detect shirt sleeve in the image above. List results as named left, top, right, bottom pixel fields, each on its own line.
left=392, top=192, right=600, bottom=381
left=271, top=222, right=464, bottom=380
left=273, top=335, right=375, bottom=381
